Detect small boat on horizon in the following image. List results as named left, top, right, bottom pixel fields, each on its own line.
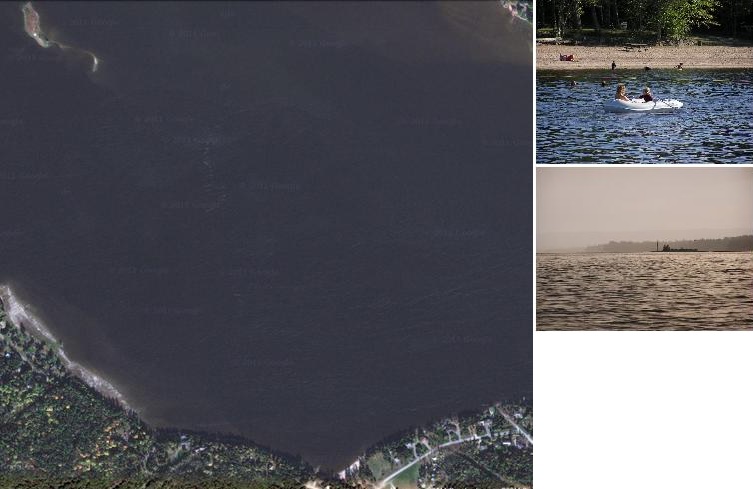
left=654, top=243, right=699, bottom=252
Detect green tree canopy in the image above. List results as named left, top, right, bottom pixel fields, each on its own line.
left=537, top=0, right=751, bottom=40
left=656, top=0, right=720, bottom=41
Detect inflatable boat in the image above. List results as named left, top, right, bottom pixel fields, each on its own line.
left=604, top=98, right=683, bottom=113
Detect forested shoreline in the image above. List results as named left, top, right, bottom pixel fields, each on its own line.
left=584, top=235, right=753, bottom=252
left=537, top=0, right=753, bottom=42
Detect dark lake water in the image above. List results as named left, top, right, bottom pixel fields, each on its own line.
left=0, top=3, right=532, bottom=468
left=537, top=69, right=753, bottom=164
left=537, top=252, right=753, bottom=330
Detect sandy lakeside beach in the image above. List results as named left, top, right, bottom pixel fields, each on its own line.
left=537, top=44, right=753, bottom=70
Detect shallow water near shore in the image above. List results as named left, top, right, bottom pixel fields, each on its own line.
left=537, top=252, right=753, bottom=330
left=537, top=69, right=753, bottom=164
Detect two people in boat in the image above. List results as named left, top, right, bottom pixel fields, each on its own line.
left=615, top=84, right=653, bottom=102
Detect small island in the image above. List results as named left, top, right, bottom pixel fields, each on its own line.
left=20, top=2, right=99, bottom=72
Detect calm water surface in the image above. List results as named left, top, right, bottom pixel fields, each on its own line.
left=0, top=2, right=531, bottom=467
left=537, top=69, right=753, bottom=164
left=537, top=252, right=753, bottom=330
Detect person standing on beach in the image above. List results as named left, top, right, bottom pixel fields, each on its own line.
left=611, top=60, right=616, bottom=70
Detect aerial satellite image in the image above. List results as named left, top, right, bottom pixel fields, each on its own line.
left=1, top=2, right=533, bottom=487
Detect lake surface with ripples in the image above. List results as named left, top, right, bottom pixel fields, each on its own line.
left=537, top=69, right=753, bottom=164
left=537, top=252, right=753, bottom=330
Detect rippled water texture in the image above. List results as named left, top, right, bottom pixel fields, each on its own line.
left=537, top=69, right=753, bottom=164
left=537, top=253, right=753, bottom=330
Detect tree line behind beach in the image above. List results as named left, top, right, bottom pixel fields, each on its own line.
left=537, top=0, right=753, bottom=42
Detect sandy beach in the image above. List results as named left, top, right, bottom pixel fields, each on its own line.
left=537, top=44, right=753, bottom=70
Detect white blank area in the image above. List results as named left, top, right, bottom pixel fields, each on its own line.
left=535, top=332, right=753, bottom=488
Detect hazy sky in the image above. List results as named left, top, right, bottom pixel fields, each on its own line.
left=537, top=168, right=753, bottom=251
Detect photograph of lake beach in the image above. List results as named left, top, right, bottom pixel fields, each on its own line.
left=535, top=0, right=753, bottom=164
left=536, top=167, right=753, bottom=331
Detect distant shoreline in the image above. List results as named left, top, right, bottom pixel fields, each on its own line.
left=537, top=44, right=753, bottom=70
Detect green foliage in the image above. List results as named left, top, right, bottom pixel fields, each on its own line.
left=657, top=0, right=720, bottom=40
left=1, top=298, right=531, bottom=487
left=0, top=305, right=310, bottom=484
left=537, top=0, right=750, bottom=40
left=0, top=477, right=309, bottom=489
